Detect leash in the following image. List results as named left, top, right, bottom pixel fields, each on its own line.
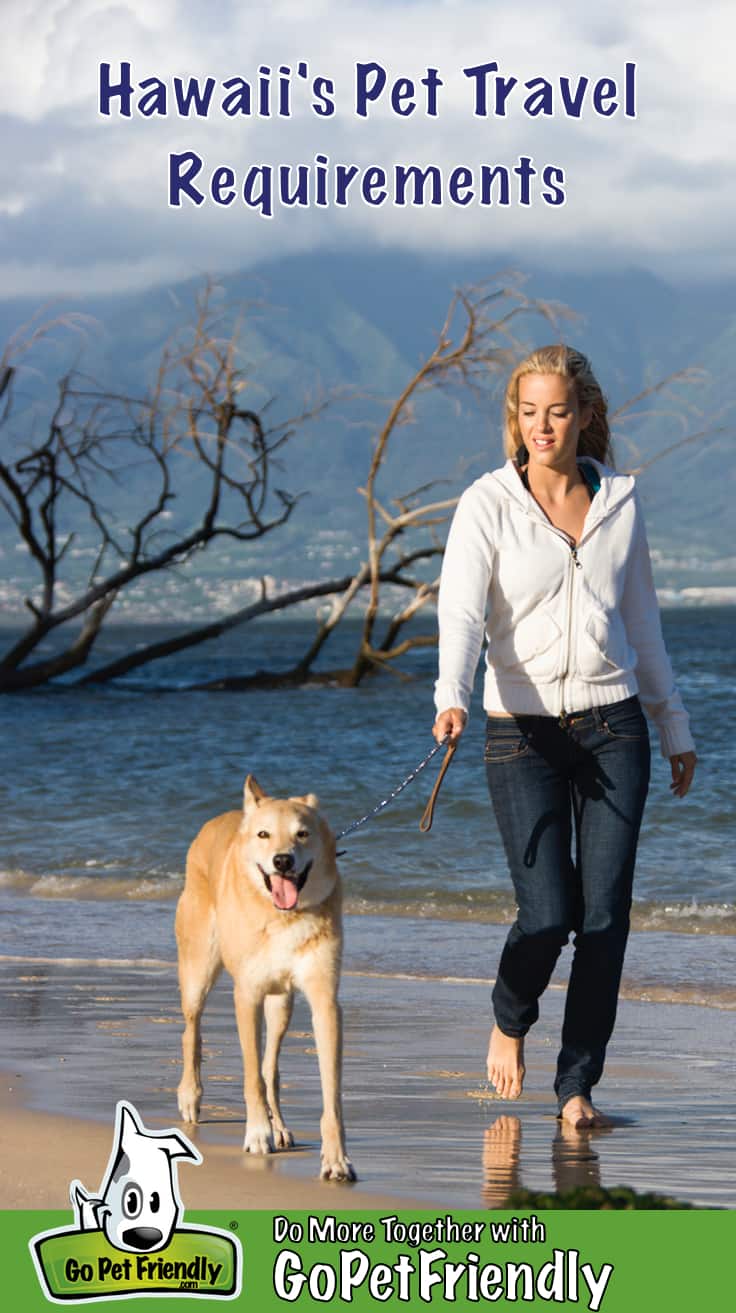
left=335, top=737, right=457, bottom=849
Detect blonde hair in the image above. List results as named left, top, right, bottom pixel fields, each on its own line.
left=503, top=344, right=612, bottom=464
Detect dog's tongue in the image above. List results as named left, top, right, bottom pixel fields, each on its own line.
left=270, top=875, right=299, bottom=911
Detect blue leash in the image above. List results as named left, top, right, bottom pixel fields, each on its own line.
left=335, top=736, right=455, bottom=849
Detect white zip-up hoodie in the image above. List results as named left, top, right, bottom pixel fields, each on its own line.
left=434, top=457, right=694, bottom=758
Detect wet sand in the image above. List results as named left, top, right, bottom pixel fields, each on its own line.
left=1, top=960, right=735, bottom=1210
left=0, top=1082, right=429, bottom=1211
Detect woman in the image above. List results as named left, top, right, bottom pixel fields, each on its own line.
left=432, top=345, right=696, bottom=1129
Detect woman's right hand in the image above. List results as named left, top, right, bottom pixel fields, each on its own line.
left=433, top=707, right=467, bottom=744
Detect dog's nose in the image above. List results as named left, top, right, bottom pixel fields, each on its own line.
left=273, top=852, right=295, bottom=874
left=122, top=1227, right=164, bottom=1251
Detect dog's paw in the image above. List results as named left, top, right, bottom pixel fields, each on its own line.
left=272, top=1125, right=294, bottom=1149
left=177, top=1086, right=202, bottom=1123
left=244, top=1124, right=274, bottom=1155
left=320, top=1154, right=357, bottom=1183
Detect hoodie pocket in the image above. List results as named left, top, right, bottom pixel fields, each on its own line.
left=491, top=610, right=562, bottom=678
left=579, top=610, right=633, bottom=678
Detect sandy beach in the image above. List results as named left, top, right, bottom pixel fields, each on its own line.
left=1, top=941, right=734, bottom=1212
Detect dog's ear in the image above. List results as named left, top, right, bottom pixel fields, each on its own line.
left=291, top=793, right=319, bottom=810
left=243, top=775, right=267, bottom=810
left=154, top=1131, right=202, bottom=1165
left=119, top=1101, right=145, bottom=1154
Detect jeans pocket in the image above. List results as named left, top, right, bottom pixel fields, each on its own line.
left=484, top=721, right=531, bottom=763
left=600, top=700, right=649, bottom=742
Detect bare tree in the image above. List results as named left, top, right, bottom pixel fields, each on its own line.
left=1, top=275, right=557, bottom=692
left=608, top=366, right=726, bottom=474
left=313, top=279, right=564, bottom=687
left=0, top=287, right=315, bottom=690
left=187, top=275, right=565, bottom=691
left=2, top=277, right=718, bottom=694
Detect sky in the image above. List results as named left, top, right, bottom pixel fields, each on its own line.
left=1, top=0, right=734, bottom=297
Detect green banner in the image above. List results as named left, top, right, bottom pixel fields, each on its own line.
left=31, top=1224, right=239, bottom=1301
left=7, top=1208, right=733, bottom=1311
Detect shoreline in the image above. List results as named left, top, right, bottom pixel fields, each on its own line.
left=2, top=901, right=735, bottom=1013
left=2, top=959, right=735, bottom=1211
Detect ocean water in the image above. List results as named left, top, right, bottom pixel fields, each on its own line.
left=0, top=610, right=733, bottom=1008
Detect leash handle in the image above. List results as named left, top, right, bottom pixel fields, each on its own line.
left=419, top=740, right=457, bottom=832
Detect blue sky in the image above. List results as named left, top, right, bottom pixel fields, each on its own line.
left=2, top=0, right=734, bottom=295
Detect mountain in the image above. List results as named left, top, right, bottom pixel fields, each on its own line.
left=0, top=251, right=733, bottom=616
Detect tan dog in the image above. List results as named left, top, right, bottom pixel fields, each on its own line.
left=175, top=775, right=355, bottom=1182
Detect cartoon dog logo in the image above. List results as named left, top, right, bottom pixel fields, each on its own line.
left=70, top=1100, right=201, bottom=1254
left=30, top=1100, right=241, bottom=1302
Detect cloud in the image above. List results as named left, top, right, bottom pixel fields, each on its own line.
left=1, top=0, right=734, bottom=295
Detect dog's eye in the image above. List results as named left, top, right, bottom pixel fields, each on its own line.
left=296, top=829, right=309, bottom=840
left=122, top=1183, right=142, bottom=1219
left=149, top=1191, right=160, bottom=1213
left=257, top=830, right=270, bottom=839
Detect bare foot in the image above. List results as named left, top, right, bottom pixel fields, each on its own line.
left=487, top=1025, right=525, bottom=1099
left=559, top=1095, right=613, bottom=1129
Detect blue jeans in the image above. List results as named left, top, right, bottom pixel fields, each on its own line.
left=484, top=695, right=650, bottom=1109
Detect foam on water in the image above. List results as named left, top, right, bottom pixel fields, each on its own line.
left=0, top=868, right=182, bottom=901
left=29, top=874, right=182, bottom=900
left=2, top=953, right=735, bottom=1011
left=2, top=866, right=734, bottom=932
left=0, top=954, right=174, bottom=969
left=344, top=894, right=736, bottom=935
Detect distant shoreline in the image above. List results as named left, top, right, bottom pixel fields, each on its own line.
left=1, top=592, right=735, bottom=631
